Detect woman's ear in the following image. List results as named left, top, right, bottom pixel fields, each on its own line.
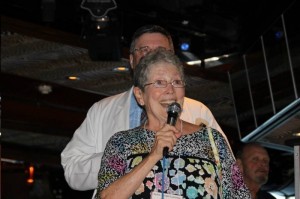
left=133, top=87, right=144, bottom=106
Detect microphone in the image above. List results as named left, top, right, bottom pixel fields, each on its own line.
left=163, top=102, right=182, bottom=156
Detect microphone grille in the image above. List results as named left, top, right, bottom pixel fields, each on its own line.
left=167, top=102, right=181, bottom=114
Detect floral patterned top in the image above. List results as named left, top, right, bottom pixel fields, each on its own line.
left=96, top=127, right=250, bottom=199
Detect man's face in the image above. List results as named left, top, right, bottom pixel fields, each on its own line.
left=240, top=146, right=270, bottom=186
left=129, top=33, right=172, bottom=69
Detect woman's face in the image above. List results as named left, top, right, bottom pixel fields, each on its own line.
left=136, top=62, right=185, bottom=123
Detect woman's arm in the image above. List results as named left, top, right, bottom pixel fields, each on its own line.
left=213, top=129, right=251, bottom=198
left=98, top=125, right=179, bottom=199
left=99, top=153, right=160, bottom=199
left=98, top=124, right=180, bottom=199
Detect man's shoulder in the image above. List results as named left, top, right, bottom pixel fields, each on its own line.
left=183, top=97, right=208, bottom=109
left=86, top=89, right=131, bottom=114
left=94, top=89, right=131, bottom=106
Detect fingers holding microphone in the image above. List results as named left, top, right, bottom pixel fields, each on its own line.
left=151, top=124, right=182, bottom=159
left=150, top=102, right=182, bottom=159
left=164, top=102, right=182, bottom=156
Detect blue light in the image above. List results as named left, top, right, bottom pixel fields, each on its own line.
left=180, top=43, right=190, bottom=51
left=275, top=31, right=283, bottom=40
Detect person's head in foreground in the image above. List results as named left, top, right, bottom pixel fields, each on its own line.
left=133, top=46, right=184, bottom=129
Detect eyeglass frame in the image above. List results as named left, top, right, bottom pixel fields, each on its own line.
left=143, top=80, right=185, bottom=88
left=132, top=46, right=173, bottom=55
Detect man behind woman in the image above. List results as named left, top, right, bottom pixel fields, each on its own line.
left=61, top=25, right=231, bottom=195
left=96, top=48, right=250, bottom=198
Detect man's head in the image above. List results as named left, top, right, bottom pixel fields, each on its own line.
left=236, top=142, right=270, bottom=188
left=129, top=25, right=174, bottom=70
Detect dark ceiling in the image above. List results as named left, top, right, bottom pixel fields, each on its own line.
left=1, top=0, right=296, bottom=58
left=1, top=0, right=299, bottom=198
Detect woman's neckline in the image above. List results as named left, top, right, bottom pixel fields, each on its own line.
left=142, top=120, right=204, bottom=136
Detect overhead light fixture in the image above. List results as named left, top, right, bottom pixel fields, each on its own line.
left=293, top=132, right=300, bottom=137
left=180, top=42, right=190, bottom=51
left=81, top=0, right=117, bottom=18
left=38, top=84, right=52, bottom=95
left=81, top=0, right=121, bottom=61
left=26, top=165, right=35, bottom=184
left=113, top=66, right=129, bottom=72
left=186, top=60, right=202, bottom=65
left=67, top=76, right=80, bottom=80
left=186, top=53, right=235, bottom=67
left=179, top=37, right=191, bottom=51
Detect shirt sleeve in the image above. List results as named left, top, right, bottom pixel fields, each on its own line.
left=61, top=102, right=105, bottom=190
left=97, top=132, right=127, bottom=192
left=213, top=129, right=251, bottom=198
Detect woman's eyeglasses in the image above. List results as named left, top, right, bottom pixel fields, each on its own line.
left=144, top=80, right=185, bottom=88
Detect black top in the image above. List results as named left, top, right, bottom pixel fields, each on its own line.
left=257, top=190, right=276, bottom=199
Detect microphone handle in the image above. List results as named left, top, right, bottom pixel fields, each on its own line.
left=163, top=147, right=169, bottom=156
left=163, top=114, right=177, bottom=156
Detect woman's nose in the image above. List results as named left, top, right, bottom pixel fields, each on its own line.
left=165, top=82, right=175, bottom=93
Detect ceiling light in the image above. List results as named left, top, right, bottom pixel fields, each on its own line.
left=187, top=60, right=202, bottom=65
left=26, top=165, right=35, bottom=184
left=179, top=37, right=191, bottom=51
left=180, top=43, right=190, bottom=51
left=67, top=76, right=80, bottom=80
left=113, top=66, right=129, bottom=72
left=38, top=84, right=52, bottom=95
left=182, top=20, right=189, bottom=25
left=81, top=0, right=117, bottom=18
left=293, top=132, right=300, bottom=137
left=205, top=57, right=219, bottom=62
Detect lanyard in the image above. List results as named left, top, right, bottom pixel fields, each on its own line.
left=160, top=120, right=183, bottom=198
left=208, top=127, right=223, bottom=195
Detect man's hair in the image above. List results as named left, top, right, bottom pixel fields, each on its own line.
left=133, top=47, right=184, bottom=92
left=236, top=142, right=265, bottom=160
left=129, top=25, right=174, bottom=54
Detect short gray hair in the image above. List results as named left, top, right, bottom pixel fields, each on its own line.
left=133, top=47, right=185, bottom=91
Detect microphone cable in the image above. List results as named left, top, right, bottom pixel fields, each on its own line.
left=162, top=156, right=166, bottom=199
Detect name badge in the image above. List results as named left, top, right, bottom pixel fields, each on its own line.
left=151, top=191, right=183, bottom=199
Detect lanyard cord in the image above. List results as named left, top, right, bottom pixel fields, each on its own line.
left=161, top=120, right=183, bottom=198
left=208, top=127, right=223, bottom=196
left=144, top=120, right=183, bottom=197
left=162, top=156, right=166, bottom=199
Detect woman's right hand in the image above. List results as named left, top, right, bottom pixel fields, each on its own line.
left=150, top=123, right=182, bottom=159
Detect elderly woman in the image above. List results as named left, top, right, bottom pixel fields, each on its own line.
left=96, top=48, right=250, bottom=199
